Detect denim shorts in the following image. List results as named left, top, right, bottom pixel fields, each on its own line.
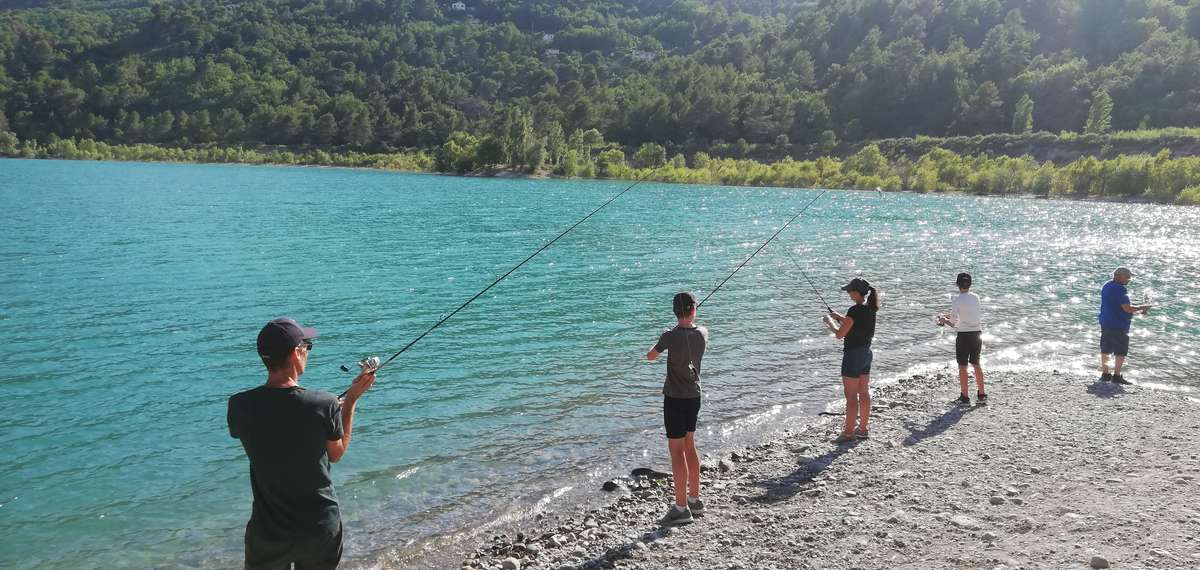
left=841, top=345, right=873, bottom=377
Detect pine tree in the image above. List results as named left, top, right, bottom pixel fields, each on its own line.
left=1012, top=94, right=1034, bottom=134
left=1085, top=89, right=1113, bottom=135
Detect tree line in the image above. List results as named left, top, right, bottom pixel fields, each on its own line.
left=5, top=130, right=1199, bottom=204
left=5, top=0, right=1200, bottom=154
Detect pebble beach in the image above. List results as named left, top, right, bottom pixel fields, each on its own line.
left=463, top=370, right=1200, bottom=570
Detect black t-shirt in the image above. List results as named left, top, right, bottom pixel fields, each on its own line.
left=228, top=385, right=344, bottom=538
left=843, top=303, right=876, bottom=350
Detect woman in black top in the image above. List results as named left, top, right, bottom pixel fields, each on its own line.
left=823, top=277, right=880, bottom=444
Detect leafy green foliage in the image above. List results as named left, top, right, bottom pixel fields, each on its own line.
left=5, top=0, right=1200, bottom=153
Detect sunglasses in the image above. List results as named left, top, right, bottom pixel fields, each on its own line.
left=300, top=341, right=314, bottom=352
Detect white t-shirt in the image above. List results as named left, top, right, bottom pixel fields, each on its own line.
left=949, top=291, right=983, bottom=332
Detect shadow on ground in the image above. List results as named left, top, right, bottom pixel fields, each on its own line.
left=1086, top=380, right=1126, bottom=398
left=901, top=403, right=981, bottom=447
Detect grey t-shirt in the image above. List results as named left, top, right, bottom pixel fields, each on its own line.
left=654, top=325, right=708, bottom=399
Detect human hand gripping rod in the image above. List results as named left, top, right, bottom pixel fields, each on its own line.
left=336, top=170, right=661, bottom=399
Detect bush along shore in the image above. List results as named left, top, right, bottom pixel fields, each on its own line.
left=4, top=132, right=1200, bottom=204
left=462, top=371, right=1200, bottom=570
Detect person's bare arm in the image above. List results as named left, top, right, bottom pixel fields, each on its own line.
left=1121, top=303, right=1152, bottom=314
left=647, top=346, right=661, bottom=361
left=327, top=371, right=376, bottom=463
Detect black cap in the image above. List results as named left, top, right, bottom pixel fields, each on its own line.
left=257, top=317, right=318, bottom=362
left=673, top=291, right=698, bottom=317
left=956, top=272, right=972, bottom=288
left=840, top=278, right=871, bottom=294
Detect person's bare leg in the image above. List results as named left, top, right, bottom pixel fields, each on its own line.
left=1100, top=353, right=1110, bottom=375
left=683, top=432, right=700, bottom=500
left=973, top=363, right=986, bottom=395
left=842, top=377, right=858, bottom=437
left=1113, top=355, right=1126, bottom=376
left=958, top=365, right=970, bottom=397
left=857, top=375, right=871, bottom=432
left=667, top=438, right=688, bottom=507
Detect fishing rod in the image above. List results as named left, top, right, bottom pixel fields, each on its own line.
left=698, top=189, right=828, bottom=308
left=338, top=170, right=661, bottom=398
left=780, top=245, right=834, bottom=314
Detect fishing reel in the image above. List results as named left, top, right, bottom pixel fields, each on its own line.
left=340, top=356, right=381, bottom=375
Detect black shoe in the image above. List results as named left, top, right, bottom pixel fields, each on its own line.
left=976, top=393, right=988, bottom=405
left=1100, top=372, right=1112, bottom=383
left=1111, top=374, right=1132, bottom=385
left=956, top=395, right=971, bottom=405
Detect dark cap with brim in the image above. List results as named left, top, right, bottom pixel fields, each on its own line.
left=840, top=278, right=871, bottom=294
left=257, top=317, right=318, bottom=361
left=673, top=291, right=698, bottom=315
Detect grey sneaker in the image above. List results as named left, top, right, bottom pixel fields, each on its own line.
left=1111, top=374, right=1132, bottom=385
left=659, top=505, right=693, bottom=526
left=1100, top=372, right=1112, bottom=382
left=854, top=429, right=870, bottom=439
left=687, top=497, right=705, bottom=516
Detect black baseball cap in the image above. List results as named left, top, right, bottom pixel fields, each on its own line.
left=673, top=291, right=698, bottom=316
left=840, top=278, right=871, bottom=294
left=257, top=317, right=318, bottom=361
left=956, top=272, right=972, bottom=287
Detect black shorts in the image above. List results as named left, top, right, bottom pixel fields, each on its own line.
left=1100, top=328, right=1130, bottom=356
left=245, top=522, right=343, bottom=570
left=663, top=396, right=701, bottom=439
left=841, top=345, right=872, bottom=377
left=955, top=331, right=983, bottom=365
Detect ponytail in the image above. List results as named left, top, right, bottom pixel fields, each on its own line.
left=867, top=286, right=881, bottom=311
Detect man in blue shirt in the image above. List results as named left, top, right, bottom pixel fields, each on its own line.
left=1098, top=267, right=1152, bottom=385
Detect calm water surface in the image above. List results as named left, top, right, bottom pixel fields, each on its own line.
left=1, top=159, right=1198, bottom=568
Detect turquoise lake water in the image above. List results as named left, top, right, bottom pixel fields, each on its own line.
left=1, top=158, right=1198, bottom=568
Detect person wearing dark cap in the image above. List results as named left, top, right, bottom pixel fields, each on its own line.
left=823, top=277, right=880, bottom=444
left=1098, top=267, right=1152, bottom=385
left=937, top=273, right=987, bottom=404
left=228, top=318, right=377, bottom=570
left=646, top=292, right=708, bottom=526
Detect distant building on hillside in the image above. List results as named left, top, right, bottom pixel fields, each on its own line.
left=631, top=49, right=656, bottom=62
left=544, top=48, right=561, bottom=56
left=450, top=1, right=466, bottom=11
left=542, top=33, right=555, bottom=42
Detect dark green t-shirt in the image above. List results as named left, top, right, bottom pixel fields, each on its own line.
left=228, top=385, right=343, bottom=538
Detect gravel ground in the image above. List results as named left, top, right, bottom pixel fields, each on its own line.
left=464, top=370, right=1200, bottom=570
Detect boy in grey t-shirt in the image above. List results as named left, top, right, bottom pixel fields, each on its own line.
left=646, top=292, right=708, bottom=526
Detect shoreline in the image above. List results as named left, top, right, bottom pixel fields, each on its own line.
left=4, top=155, right=1189, bottom=207
left=458, top=370, right=1200, bottom=570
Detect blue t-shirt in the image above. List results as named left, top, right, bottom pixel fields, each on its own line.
left=1098, top=280, right=1132, bottom=331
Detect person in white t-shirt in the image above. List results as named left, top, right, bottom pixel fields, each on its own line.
left=937, top=273, right=987, bottom=405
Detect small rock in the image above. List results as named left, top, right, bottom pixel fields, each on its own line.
left=1004, top=487, right=1019, bottom=496
left=584, top=517, right=598, bottom=529
left=719, top=459, right=735, bottom=473
left=982, top=532, right=998, bottom=542
left=601, top=480, right=624, bottom=492
left=501, top=558, right=521, bottom=570
left=843, top=490, right=858, bottom=497
left=1090, top=555, right=1110, bottom=569
left=1104, top=478, right=1122, bottom=484
left=630, top=467, right=670, bottom=480
left=1011, top=498, right=1025, bottom=506
left=951, top=515, right=983, bottom=530
left=989, top=496, right=1005, bottom=505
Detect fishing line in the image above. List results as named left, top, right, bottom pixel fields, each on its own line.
left=780, top=245, right=833, bottom=313
left=697, top=189, right=828, bottom=308
left=338, top=171, right=661, bottom=397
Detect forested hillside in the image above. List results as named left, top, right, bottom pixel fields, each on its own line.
left=3, top=0, right=1200, bottom=161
